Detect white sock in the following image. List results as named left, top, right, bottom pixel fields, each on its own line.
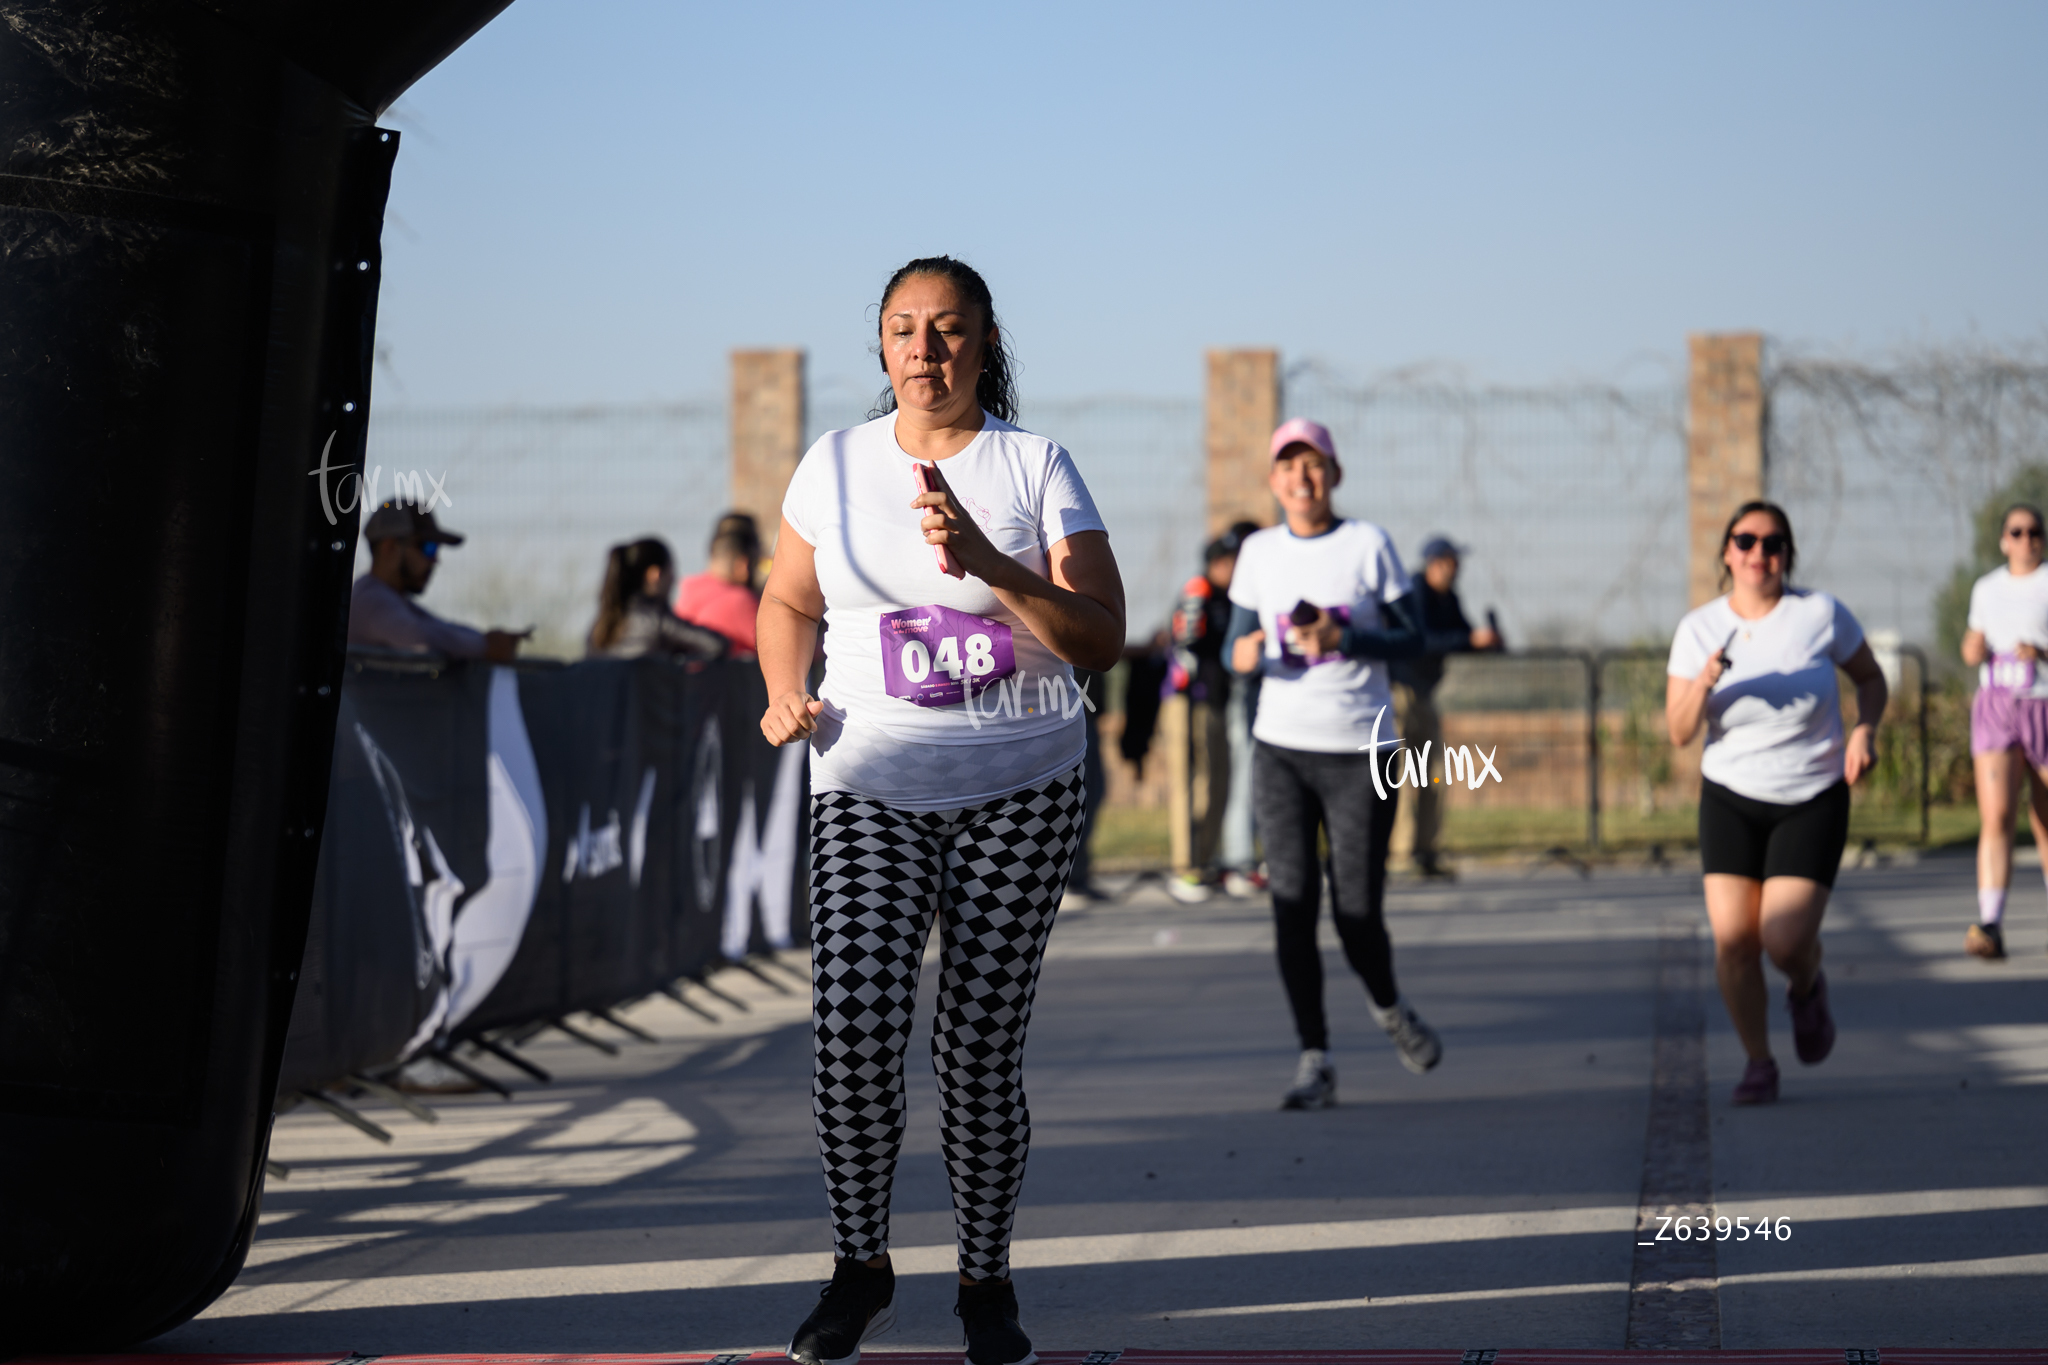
left=1979, top=887, right=2007, bottom=926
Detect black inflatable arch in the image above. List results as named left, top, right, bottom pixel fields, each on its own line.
left=1, top=1, right=511, bottom=1345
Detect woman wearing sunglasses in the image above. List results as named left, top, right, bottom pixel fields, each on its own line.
left=1667, top=501, right=1888, bottom=1105
left=1959, top=503, right=2048, bottom=960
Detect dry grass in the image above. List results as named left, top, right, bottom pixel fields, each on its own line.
left=1081, top=801, right=1986, bottom=872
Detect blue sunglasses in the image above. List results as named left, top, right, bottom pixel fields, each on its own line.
left=417, top=540, right=440, bottom=561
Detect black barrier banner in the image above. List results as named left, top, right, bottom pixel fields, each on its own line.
left=279, top=655, right=806, bottom=1097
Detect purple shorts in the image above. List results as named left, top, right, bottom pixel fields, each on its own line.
left=1971, top=686, right=2048, bottom=765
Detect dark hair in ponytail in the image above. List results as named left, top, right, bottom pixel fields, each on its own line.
left=589, top=537, right=672, bottom=652
left=867, top=256, right=1018, bottom=424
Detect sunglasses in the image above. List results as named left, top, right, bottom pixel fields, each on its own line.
left=1730, top=532, right=1788, bottom=556
left=2006, top=525, right=2044, bottom=541
left=417, top=540, right=440, bottom=561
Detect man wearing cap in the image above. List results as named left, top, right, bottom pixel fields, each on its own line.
left=349, top=501, right=526, bottom=661
left=1392, top=537, right=1503, bottom=879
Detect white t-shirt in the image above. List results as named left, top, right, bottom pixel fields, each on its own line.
left=1228, top=519, right=1413, bottom=754
left=1967, top=565, right=2048, bottom=698
left=781, top=411, right=1107, bottom=810
left=1667, top=588, right=1866, bottom=805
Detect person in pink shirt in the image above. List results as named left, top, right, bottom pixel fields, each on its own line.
left=674, top=515, right=762, bottom=657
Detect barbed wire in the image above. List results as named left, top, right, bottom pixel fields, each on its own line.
left=363, top=344, right=2048, bottom=659
left=1765, top=339, right=2048, bottom=644
left=1286, top=360, right=1688, bottom=646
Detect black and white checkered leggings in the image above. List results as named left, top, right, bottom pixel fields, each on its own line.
left=808, top=764, right=1086, bottom=1281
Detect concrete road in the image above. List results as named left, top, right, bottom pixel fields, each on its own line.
left=156, top=852, right=2048, bottom=1353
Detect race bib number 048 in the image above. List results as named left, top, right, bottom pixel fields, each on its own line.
left=879, top=603, right=1017, bottom=708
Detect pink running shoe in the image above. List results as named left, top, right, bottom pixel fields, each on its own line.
left=1789, top=971, right=1836, bottom=1065
left=1732, top=1057, right=1779, bottom=1105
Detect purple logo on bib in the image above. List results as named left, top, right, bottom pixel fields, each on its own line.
left=1278, top=603, right=1354, bottom=668
left=878, top=603, right=1017, bottom=708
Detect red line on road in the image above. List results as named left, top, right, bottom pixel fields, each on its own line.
left=18, top=1352, right=2048, bottom=1365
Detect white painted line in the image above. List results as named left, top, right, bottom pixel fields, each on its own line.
left=1167, top=1280, right=1631, bottom=1316
left=1720, top=1252, right=2048, bottom=1287
left=211, top=1184, right=2048, bottom=1321
left=205, top=1206, right=1634, bottom=1318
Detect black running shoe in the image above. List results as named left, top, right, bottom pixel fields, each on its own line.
left=1966, top=922, right=2006, bottom=960
left=957, top=1278, right=1036, bottom=1365
left=788, top=1258, right=895, bottom=1365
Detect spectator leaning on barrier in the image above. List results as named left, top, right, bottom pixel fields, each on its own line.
left=1160, top=531, right=1245, bottom=903
left=675, top=514, right=763, bottom=657
left=587, top=538, right=728, bottom=661
left=349, top=501, right=527, bottom=661
left=1390, top=535, right=1503, bottom=879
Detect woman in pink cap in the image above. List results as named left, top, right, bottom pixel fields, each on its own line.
left=1225, top=418, right=1443, bottom=1110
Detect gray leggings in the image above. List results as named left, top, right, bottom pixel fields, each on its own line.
left=1252, top=740, right=1401, bottom=1050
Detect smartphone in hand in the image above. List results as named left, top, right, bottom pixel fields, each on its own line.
left=913, top=462, right=965, bottom=579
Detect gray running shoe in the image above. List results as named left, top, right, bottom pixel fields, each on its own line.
left=1379, top=1000, right=1443, bottom=1074
left=1280, top=1048, right=1336, bottom=1109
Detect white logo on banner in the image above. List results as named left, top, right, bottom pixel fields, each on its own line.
left=397, top=667, right=550, bottom=1055
left=562, top=803, right=626, bottom=882
left=691, top=717, right=724, bottom=914
left=440, top=669, right=548, bottom=1031
left=721, top=741, right=806, bottom=959
left=628, top=765, right=658, bottom=887
left=353, top=723, right=453, bottom=994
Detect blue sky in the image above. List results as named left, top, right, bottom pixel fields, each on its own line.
left=374, top=0, right=2047, bottom=410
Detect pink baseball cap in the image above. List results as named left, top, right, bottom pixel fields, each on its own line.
left=1269, top=418, right=1338, bottom=462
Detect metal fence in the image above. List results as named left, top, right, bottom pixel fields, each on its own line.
left=365, top=404, right=726, bottom=657
left=1418, top=645, right=1932, bottom=857
left=365, top=395, right=1209, bottom=656
left=1284, top=365, right=1689, bottom=647
left=368, top=354, right=2046, bottom=663
left=363, top=350, right=2033, bottom=853
left=1766, top=356, right=2048, bottom=647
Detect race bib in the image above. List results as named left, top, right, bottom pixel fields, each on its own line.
left=879, top=604, right=1016, bottom=708
left=1990, top=653, right=2036, bottom=692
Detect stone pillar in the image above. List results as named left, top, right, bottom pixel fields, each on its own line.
left=729, top=348, right=806, bottom=551
left=1206, top=349, right=1280, bottom=537
left=1687, top=333, right=1765, bottom=607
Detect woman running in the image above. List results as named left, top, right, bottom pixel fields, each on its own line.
left=1224, top=418, right=1441, bottom=1111
left=1960, top=502, right=2048, bottom=960
left=759, top=256, right=1124, bottom=1365
left=1667, top=501, right=1887, bottom=1105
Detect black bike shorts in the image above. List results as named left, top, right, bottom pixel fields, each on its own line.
left=1697, top=778, right=1851, bottom=887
